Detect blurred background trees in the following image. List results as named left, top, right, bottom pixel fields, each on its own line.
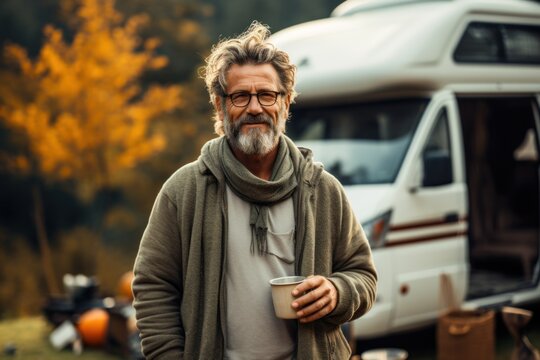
left=0, top=0, right=342, bottom=318
left=1, top=0, right=183, bottom=294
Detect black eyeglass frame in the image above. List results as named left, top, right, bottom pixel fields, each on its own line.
left=224, top=91, right=284, bottom=107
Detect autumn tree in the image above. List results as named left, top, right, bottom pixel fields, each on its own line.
left=0, top=0, right=182, bottom=293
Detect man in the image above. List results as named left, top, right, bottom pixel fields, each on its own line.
left=132, top=21, right=377, bottom=360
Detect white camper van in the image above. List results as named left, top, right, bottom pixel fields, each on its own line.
left=271, top=0, right=540, bottom=338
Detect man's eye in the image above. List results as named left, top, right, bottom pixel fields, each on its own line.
left=232, top=93, right=250, bottom=101
left=258, top=92, right=276, bottom=102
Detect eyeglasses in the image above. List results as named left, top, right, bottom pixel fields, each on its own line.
left=225, top=91, right=283, bottom=107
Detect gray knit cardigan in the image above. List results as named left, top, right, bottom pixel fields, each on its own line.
left=133, top=137, right=378, bottom=360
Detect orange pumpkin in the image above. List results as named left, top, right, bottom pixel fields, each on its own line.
left=77, top=308, right=109, bottom=347
left=118, top=271, right=134, bottom=301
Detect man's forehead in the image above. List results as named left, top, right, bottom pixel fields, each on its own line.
left=226, top=63, right=280, bottom=89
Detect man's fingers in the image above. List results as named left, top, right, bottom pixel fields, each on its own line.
left=292, top=275, right=322, bottom=296
left=297, top=296, right=334, bottom=323
left=296, top=296, right=329, bottom=316
left=298, top=305, right=331, bottom=323
left=292, top=283, right=328, bottom=309
left=289, top=276, right=338, bottom=323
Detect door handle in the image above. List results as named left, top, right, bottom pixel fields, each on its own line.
left=444, top=212, right=459, bottom=223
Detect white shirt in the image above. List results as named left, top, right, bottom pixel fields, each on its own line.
left=224, top=186, right=296, bottom=360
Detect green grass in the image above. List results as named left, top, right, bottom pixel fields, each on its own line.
left=0, top=317, right=121, bottom=359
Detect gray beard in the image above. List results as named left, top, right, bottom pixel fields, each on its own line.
left=224, top=113, right=283, bottom=156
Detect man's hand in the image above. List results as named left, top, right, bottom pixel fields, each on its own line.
left=291, top=275, right=338, bottom=323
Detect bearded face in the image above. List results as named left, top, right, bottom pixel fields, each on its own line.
left=223, top=106, right=288, bottom=156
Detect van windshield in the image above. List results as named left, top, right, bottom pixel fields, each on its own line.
left=288, top=99, right=428, bottom=185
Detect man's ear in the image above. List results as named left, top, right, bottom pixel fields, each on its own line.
left=214, top=96, right=225, bottom=121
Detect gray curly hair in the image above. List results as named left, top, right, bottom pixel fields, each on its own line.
left=201, top=21, right=297, bottom=135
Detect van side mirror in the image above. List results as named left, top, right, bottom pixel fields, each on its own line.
left=422, top=149, right=452, bottom=187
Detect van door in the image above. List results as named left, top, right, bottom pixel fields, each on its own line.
left=457, top=95, right=540, bottom=299
left=390, top=93, right=468, bottom=329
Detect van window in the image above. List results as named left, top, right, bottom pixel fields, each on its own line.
left=454, top=22, right=540, bottom=64
left=422, top=109, right=453, bottom=187
left=288, top=99, right=427, bottom=185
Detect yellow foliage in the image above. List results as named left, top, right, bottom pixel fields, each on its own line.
left=0, top=129, right=30, bottom=176
left=177, top=20, right=203, bottom=43
left=4, top=45, right=34, bottom=77
left=0, top=0, right=182, bottom=194
left=176, top=19, right=208, bottom=48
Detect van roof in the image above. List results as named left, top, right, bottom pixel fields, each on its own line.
left=331, top=0, right=539, bottom=17
left=270, top=0, right=540, bottom=103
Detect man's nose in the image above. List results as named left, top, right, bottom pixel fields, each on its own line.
left=246, top=94, right=263, bottom=115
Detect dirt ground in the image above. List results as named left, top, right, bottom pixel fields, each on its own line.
left=3, top=303, right=540, bottom=359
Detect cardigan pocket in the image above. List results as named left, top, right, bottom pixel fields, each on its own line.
left=266, top=229, right=295, bottom=264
